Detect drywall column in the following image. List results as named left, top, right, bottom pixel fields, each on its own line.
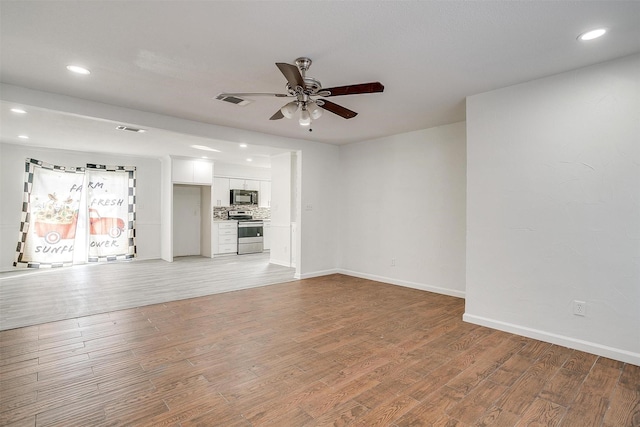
left=269, top=152, right=293, bottom=267
left=160, top=156, right=173, bottom=262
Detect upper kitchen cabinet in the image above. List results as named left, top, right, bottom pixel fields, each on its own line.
left=215, top=177, right=271, bottom=207
left=259, top=180, right=271, bottom=208
left=213, top=177, right=231, bottom=207
left=172, top=158, right=213, bottom=184
left=229, top=178, right=260, bottom=191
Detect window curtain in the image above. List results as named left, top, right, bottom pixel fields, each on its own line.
left=14, top=159, right=137, bottom=268
left=85, top=164, right=136, bottom=262
left=14, top=158, right=85, bottom=268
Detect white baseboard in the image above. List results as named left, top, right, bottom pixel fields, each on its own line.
left=298, top=268, right=340, bottom=279
left=269, top=259, right=292, bottom=268
left=463, top=313, right=640, bottom=366
left=336, top=269, right=466, bottom=299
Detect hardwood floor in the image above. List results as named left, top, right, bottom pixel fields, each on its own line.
left=1, top=273, right=639, bottom=426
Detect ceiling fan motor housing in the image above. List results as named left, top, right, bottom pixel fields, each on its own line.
left=304, top=77, right=322, bottom=93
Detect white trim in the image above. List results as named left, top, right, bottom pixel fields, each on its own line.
left=298, top=268, right=340, bottom=280
left=463, top=313, right=640, bottom=366
left=269, top=259, right=293, bottom=268
left=337, top=269, right=466, bottom=299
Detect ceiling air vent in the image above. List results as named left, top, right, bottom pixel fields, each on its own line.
left=216, top=94, right=252, bottom=106
left=116, top=125, right=146, bottom=133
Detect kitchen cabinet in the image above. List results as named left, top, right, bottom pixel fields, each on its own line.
left=215, top=177, right=270, bottom=207
left=259, top=181, right=271, bottom=208
left=229, top=178, right=260, bottom=191
left=213, top=177, right=230, bottom=207
left=263, top=220, right=271, bottom=250
left=172, top=159, right=192, bottom=183
left=193, top=161, right=213, bottom=184
left=213, top=221, right=237, bottom=255
left=172, top=159, right=213, bottom=184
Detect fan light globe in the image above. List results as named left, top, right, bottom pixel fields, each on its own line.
left=308, top=102, right=323, bottom=120
left=299, top=109, right=311, bottom=126
left=281, top=101, right=299, bottom=119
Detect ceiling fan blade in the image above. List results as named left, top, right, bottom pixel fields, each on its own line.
left=217, top=92, right=291, bottom=98
left=322, top=82, right=384, bottom=97
left=269, top=109, right=285, bottom=120
left=276, top=63, right=305, bottom=89
left=318, top=100, right=358, bottom=119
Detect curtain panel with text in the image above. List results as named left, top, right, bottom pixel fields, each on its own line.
left=15, top=159, right=85, bottom=268
left=85, top=164, right=136, bottom=262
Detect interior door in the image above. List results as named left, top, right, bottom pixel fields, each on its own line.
left=173, top=184, right=201, bottom=257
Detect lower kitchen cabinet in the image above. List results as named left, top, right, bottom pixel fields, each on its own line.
left=263, top=221, right=270, bottom=250
left=213, top=221, right=237, bottom=255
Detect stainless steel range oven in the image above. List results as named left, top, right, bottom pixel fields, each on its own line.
left=228, top=210, right=264, bottom=255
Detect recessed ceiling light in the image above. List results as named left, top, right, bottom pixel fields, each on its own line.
left=18, top=135, right=29, bottom=139
left=11, top=108, right=27, bottom=114
left=239, top=143, right=248, bottom=148
left=246, top=158, right=253, bottom=162
left=66, top=65, right=91, bottom=75
left=578, top=28, right=607, bottom=41
left=191, top=145, right=221, bottom=152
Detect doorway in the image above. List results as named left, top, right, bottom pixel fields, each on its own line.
left=173, top=184, right=202, bottom=257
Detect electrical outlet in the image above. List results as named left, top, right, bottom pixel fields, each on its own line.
left=573, top=300, right=586, bottom=316
left=391, top=258, right=396, bottom=267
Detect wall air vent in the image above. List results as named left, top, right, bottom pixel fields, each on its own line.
left=116, top=125, right=146, bottom=133
left=215, top=94, right=252, bottom=106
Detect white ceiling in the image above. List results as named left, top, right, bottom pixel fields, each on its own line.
left=1, top=1, right=639, bottom=166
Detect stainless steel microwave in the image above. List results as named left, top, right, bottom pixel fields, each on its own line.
left=230, top=189, right=258, bottom=205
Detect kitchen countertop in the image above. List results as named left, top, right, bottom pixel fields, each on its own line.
left=213, top=219, right=270, bottom=222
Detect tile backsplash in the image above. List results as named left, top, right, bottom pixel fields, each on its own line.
left=213, top=206, right=271, bottom=220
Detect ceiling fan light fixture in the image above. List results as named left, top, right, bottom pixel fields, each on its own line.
left=308, top=102, right=323, bottom=120
left=299, top=108, right=311, bottom=126
left=281, top=101, right=299, bottom=119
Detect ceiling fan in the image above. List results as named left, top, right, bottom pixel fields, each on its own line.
left=217, top=57, right=384, bottom=127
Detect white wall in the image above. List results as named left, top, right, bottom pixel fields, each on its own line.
left=298, top=143, right=341, bottom=278
left=338, top=122, right=467, bottom=297
left=465, top=54, right=640, bottom=365
left=0, top=143, right=162, bottom=269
